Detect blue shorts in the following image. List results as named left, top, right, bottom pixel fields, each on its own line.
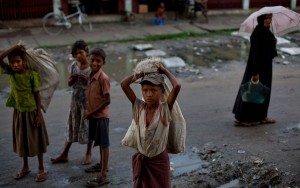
left=89, top=118, right=110, bottom=147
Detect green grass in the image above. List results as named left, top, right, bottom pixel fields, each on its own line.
left=39, top=29, right=237, bottom=49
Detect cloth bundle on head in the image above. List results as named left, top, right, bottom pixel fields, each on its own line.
left=25, top=48, right=59, bottom=112
left=122, top=57, right=186, bottom=154
left=133, top=57, right=162, bottom=76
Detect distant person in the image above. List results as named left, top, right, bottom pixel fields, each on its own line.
left=0, top=44, right=49, bottom=182
left=233, top=14, right=277, bottom=126
left=85, top=48, right=111, bottom=187
left=121, top=64, right=181, bottom=188
left=191, top=0, right=208, bottom=23
left=51, top=40, right=93, bottom=165
left=174, top=0, right=186, bottom=20
left=152, top=2, right=166, bottom=25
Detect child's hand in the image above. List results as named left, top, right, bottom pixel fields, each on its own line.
left=157, top=64, right=167, bottom=74
left=16, top=41, right=26, bottom=51
left=83, top=112, right=92, bottom=120
left=17, top=40, right=24, bottom=46
left=77, top=74, right=88, bottom=81
left=69, top=74, right=78, bottom=81
left=35, top=111, right=44, bottom=127
left=133, top=72, right=144, bottom=81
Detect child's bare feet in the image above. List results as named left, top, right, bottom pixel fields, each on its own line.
left=81, top=154, right=92, bottom=165
left=14, top=168, right=31, bottom=180
left=50, top=155, right=68, bottom=164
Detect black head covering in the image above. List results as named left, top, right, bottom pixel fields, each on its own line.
left=257, top=14, right=272, bottom=27
left=257, top=14, right=267, bottom=26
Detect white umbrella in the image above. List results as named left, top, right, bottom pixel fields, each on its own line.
left=239, top=6, right=300, bottom=36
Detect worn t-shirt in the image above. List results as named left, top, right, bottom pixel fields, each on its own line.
left=1, top=64, right=40, bottom=112
left=133, top=98, right=171, bottom=157
left=86, top=68, right=110, bottom=118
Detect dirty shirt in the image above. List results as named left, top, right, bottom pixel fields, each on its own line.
left=133, top=98, right=172, bottom=158
left=1, top=64, right=40, bottom=112
left=86, top=68, right=110, bottom=118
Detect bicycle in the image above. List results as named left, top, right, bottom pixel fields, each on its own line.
left=187, top=0, right=208, bottom=23
left=43, top=2, right=93, bottom=35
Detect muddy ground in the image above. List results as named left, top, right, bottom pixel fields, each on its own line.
left=0, top=34, right=299, bottom=187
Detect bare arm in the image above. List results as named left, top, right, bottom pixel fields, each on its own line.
left=158, top=66, right=181, bottom=110
left=120, top=73, right=143, bottom=104
left=68, top=74, right=88, bottom=87
left=0, top=44, right=23, bottom=68
left=33, top=91, right=44, bottom=127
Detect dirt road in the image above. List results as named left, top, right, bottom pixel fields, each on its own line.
left=0, top=37, right=299, bottom=187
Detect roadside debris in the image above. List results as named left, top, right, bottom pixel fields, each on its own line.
left=279, top=47, right=300, bottom=55
left=172, top=143, right=297, bottom=188
left=132, top=44, right=153, bottom=51
left=231, top=31, right=291, bottom=45
left=162, top=57, right=186, bottom=68
left=145, top=49, right=166, bottom=57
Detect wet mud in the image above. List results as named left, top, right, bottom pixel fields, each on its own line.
left=0, top=34, right=299, bottom=187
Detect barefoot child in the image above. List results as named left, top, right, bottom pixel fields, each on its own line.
left=0, top=44, right=49, bottom=182
left=51, top=40, right=93, bottom=165
left=85, top=48, right=111, bottom=187
left=121, top=64, right=181, bottom=188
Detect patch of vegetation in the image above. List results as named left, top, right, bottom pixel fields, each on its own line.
left=40, top=30, right=237, bottom=49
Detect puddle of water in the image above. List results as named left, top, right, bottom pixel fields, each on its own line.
left=113, top=127, right=126, bottom=133
left=0, top=37, right=249, bottom=91
left=217, top=179, right=242, bottom=188
left=289, top=122, right=300, bottom=133
left=170, top=151, right=209, bottom=177
left=71, top=165, right=80, bottom=170
left=52, top=177, right=70, bottom=186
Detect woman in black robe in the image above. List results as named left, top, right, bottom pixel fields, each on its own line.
left=233, top=14, right=277, bottom=126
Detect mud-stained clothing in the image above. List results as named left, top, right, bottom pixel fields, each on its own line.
left=133, top=98, right=171, bottom=158
left=132, top=150, right=170, bottom=188
left=131, top=98, right=172, bottom=187
left=67, top=62, right=91, bottom=144
left=0, top=65, right=49, bottom=157
left=86, top=68, right=110, bottom=147
left=13, top=109, right=49, bottom=157
left=86, top=68, right=110, bottom=118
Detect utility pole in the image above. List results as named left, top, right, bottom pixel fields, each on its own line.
left=242, top=0, right=249, bottom=10
left=290, top=0, right=297, bottom=10
left=125, top=0, right=132, bottom=13
left=53, top=0, right=61, bottom=14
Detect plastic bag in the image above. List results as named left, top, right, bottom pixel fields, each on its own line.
left=25, top=48, right=59, bottom=112
left=240, top=81, right=270, bottom=104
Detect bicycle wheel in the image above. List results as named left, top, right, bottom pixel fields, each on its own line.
left=78, top=14, right=93, bottom=32
left=43, top=12, right=65, bottom=35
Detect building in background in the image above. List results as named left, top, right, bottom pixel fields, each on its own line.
left=0, top=0, right=298, bottom=20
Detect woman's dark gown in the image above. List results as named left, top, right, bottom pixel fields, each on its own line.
left=233, top=22, right=277, bottom=122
